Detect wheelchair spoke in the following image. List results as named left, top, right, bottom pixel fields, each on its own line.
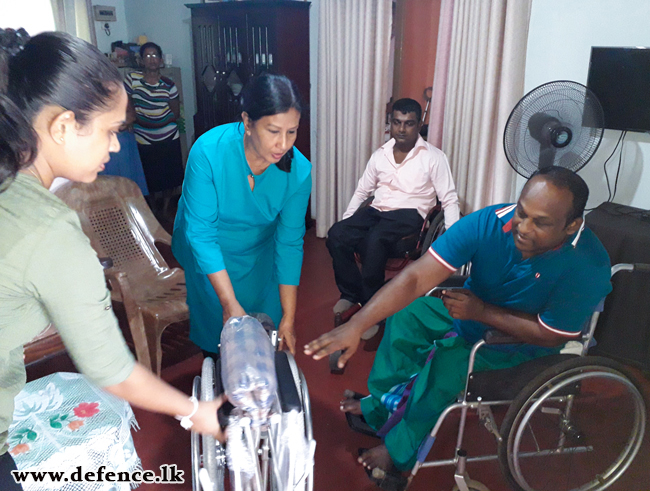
left=500, top=359, right=646, bottom=491
left=525, top=420, right=541, bottom=453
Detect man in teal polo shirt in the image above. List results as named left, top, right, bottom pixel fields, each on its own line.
left=305, top=167, right=612, bottom=476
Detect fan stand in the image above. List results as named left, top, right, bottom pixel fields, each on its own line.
left=527, top=112, right=573, bottom=170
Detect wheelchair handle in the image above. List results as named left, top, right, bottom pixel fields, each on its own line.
left=611, top=263, right=650, bottom=277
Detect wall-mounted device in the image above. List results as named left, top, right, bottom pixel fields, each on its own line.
left=587, top=47, right=650, bottom=132
left=93, top=5, right=117, bottom=22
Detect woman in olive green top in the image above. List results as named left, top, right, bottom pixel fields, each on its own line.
left=0, top=30, right=224, bottom=488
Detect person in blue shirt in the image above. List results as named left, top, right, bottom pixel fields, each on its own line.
left=172, top=74, right=311, bottom=357
left=305, top=167, right=611, bottom=477
left=99, top=103, right=149, bottom=196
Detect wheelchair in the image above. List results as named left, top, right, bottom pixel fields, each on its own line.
left=395, top=263, right=649, bottom=491
left=350, top=200, right=447, bottom=275
left=191, top=315, right=315, bottom=491
left=330, top=205, right=454, bottom=374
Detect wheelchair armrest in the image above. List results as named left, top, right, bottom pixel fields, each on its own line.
left=352, top=196, right=374, bottom=215
left=426, top=275, right=469, bottom=297
left=440, top=276, right=468, bottom=288
left=483, top=329, right=523, bottom=345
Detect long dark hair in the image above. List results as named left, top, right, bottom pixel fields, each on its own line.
left=0, top=30, right=122, bottom=188
left=240, top=73, right=303, bottom=172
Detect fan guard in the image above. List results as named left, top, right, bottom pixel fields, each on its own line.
left=503, top=80, right=604, bottom=178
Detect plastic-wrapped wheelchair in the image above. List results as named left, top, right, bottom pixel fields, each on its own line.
left=191, top=315, right=315, bottom=491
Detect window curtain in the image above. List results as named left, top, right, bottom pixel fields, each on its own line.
left=314, top=0, right=393, bottom=237
left=50, top=0, right=97, bottom=46
left=427, top=0, right=455, bottom=149
left=430, top=0, right=532, bottom=213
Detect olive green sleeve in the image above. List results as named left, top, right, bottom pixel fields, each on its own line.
left=24, top=214, right=135, bottom=387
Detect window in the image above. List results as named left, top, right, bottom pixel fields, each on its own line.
left=1, top=0, right=56, bottom=35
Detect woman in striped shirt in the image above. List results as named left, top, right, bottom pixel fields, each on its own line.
left=125, top=42, right=184, bottom=217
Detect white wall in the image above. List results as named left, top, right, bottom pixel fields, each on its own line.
left=523, top=0, right=650, bottom=211
left=91, top=0, right=128, bottom=55
left=124, top=0, right=196, bottom=147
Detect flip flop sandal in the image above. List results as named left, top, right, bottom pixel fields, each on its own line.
left=343, top=392, right=379, bottom=438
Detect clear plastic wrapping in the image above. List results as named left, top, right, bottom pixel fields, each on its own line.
left=220, top=316, right=277, bottom=425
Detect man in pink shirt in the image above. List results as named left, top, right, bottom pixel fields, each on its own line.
left=327, top=99, right=460, bottom=337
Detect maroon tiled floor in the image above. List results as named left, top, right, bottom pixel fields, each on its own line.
left=128, top=228, right=650, bottom=491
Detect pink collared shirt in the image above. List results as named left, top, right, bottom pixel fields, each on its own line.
left=342, top=136, right=460, bottom=229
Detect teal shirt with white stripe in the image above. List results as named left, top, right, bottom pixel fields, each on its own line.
left=430, top=204, right=612, bottom=350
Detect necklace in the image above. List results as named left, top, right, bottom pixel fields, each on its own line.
left=27, top=166, right=44, bottom=186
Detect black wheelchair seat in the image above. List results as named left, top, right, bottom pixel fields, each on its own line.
left=465, top=353, right=577, bottom=402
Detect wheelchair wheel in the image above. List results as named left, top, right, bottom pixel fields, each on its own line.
left=498, top=356, right=646, bottom=491
left=200, top=357, right=226, bottom=491
left=269, top=351, right=314, bottom=491
left=203, top=350, right=314, bottom=491
left=191, top=376, right=201, bottom=491
left=421, top=210, right=445, bottom=255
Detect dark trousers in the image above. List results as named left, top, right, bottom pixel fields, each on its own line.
left=326, top=207, right=423, bottom=304
left=0, top=452, right=23, bottom=490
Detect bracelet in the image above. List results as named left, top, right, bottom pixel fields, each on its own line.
left=175, top=396, right=199, bottom=430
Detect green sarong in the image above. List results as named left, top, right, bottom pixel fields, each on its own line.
left=360, top=297, right=541, bottom=470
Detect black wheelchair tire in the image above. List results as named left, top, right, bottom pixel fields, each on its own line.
left=421, top=211, right=445, bottom=256
left=191, top=376, right=201, bottom=491
left=498, top=356, right=647, bottom=491
left=201, top=357, right=225, bottom=491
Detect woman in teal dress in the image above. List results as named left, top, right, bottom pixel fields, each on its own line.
left=172, top=74, right=311, bottom=356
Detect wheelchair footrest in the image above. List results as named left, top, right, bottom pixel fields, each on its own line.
left=466, top=354, right=577, bottom=402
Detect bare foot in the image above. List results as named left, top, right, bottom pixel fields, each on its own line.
left=340, top=390, right=363, bottom=415
left=358, top=445, right=393, bottom=471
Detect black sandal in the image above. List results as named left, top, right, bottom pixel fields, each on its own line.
left=343, top=391, right=379, bottom=439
